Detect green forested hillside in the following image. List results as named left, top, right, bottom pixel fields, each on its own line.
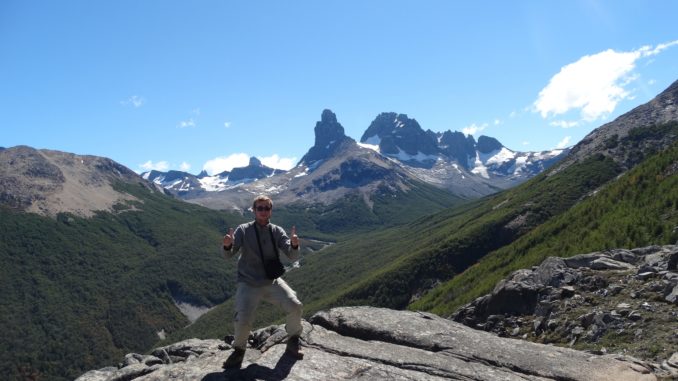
left=175, top=123, right=676, bottom=345
left=0, top=174, right=461, bottom=380
left=164, top=179, right=464, bottom=342
left=411, top=138, right=678, bottom=315
left=324, top=123, right=677, bottom=312
left=0, top=183, right=246, bottom=381
left=172, top=150, right=620, bottom=341
left=273, top=178, right=464, bottom=239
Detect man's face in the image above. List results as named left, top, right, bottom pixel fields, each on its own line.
left=254, top=201, right=272, bottom=224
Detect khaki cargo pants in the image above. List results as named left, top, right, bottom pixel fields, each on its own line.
left=232, top=278, right=303, bottom=349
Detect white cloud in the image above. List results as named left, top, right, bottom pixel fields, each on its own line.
left=261, top=154, right=297, bottom=170
left=494, top=119, right=501, bottom=125
left=178, top=118, right=196, bottom=128
left=555, top=136, right=572, bottom=149
left=179, top=162, right=191, bottom=171
left=139, top=160, right=170, bottom=172
left=550, top=120, right=579, bottom=129
left=202, top=153, right=250, bottom=175
left=534, top=40, right=678, bottom=122
left=462, top=123, right=487, bottom=136
left=639, top=40, right=678, bottom=56
left=224, top=122, right=231, bottom=128
left=522, top=141, right=530, bottom=146
left=121, top=95, right=145, bottom=108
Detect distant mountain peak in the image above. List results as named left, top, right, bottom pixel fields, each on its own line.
left=321, top=108, right=338, bottom=123
left=361, top=112, right=438, bottom=160
left=249, top=156, right=262, bottom=167
left=314, top=109, right=347, bottom=147
left=299, top=109, right=354, bottom=166
left=476, top=136, right=503, bottom=153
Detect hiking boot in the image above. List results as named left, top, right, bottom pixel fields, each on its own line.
left=222, top=347, right=246, bottom=369
left=285, top=336, right=304, bottom=359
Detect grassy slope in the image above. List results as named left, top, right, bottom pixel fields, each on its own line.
left=411, top=140, right=678, bottom=315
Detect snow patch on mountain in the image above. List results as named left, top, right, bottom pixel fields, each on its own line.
left=391, top=148, right=439, bottom=163
left=362, top=135, right=381, bottom=146
left=357, top=141, right=380, bottom=152
left=484, top=147, right=516, bottom=165
left=471, top=152, right=490, bottom=179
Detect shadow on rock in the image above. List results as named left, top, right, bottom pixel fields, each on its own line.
left=203, top=353, right=299, bottom=381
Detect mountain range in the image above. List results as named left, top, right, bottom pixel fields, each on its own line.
left=1, top=79, right=676, bottom=381
left=144, top=109, right=568, bottom=211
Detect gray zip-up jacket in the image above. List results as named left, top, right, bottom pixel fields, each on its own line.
left=222, top=221, right=300, bottom=287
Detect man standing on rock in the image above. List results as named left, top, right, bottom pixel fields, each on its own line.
left=221, top=195, right=304, bottom=369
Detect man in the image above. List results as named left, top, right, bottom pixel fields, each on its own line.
left=221, top=195, right=304, bottom=369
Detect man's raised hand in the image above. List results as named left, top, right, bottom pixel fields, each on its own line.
left=223, top=228, right=234, bottom=248
left=290, top=225, right=299, bottom=249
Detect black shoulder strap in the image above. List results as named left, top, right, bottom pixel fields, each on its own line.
left=253, top=224, right=279, bottom=263
left=268, top=225, right=280, bottom=257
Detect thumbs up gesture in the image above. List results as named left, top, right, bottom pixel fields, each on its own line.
left=290, top=226, right=299, bottom=249
left=223, top=228, right=234, bottom=249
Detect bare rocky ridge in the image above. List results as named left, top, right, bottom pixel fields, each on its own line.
left=77, top=306, right=656, bottom=381
left=453, top=245, right=678, bottom=378
left=0, top=146, right=146, bottom=217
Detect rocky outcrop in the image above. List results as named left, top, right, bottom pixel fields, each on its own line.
left=299, top=109, right=355, bottom=166
left=78, top=306, right=656, bottom=381
left=454, top=245, right=678, bottom=378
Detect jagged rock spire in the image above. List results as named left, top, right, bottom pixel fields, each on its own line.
left=299, top=109, right=353, bottom=166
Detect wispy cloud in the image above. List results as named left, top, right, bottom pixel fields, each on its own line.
left=462, top=122, right=488, bottom=136
left=534, top=40, right=678, bottom=123
left=550, top=120, right=579, bottom=129
left=178, top=118, right=196, bottom=128
left=178, top=108, right=201, bottom=128
left=261, top=154, right=297, bottom=170
left=179, top=162, right=191, bottom=171
left=121, top=95, right=145, bottom=108
left=555, top=136, right=572, bottom=149
left=139, top=160, right=169, bottom=172
left=202, top=153, right=251, bottom=175
left=224, top=122, right=231, bottom=128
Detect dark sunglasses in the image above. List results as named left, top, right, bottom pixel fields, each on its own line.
left=255, top=206, right=271, bottom=212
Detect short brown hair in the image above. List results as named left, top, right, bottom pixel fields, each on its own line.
left=252, top=195, right=273, bottom=210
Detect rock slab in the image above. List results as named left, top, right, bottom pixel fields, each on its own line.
left=77, top=306, right=656, bottom=381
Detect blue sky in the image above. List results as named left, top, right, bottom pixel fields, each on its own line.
left=2, top=1, right=677, bottom=175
